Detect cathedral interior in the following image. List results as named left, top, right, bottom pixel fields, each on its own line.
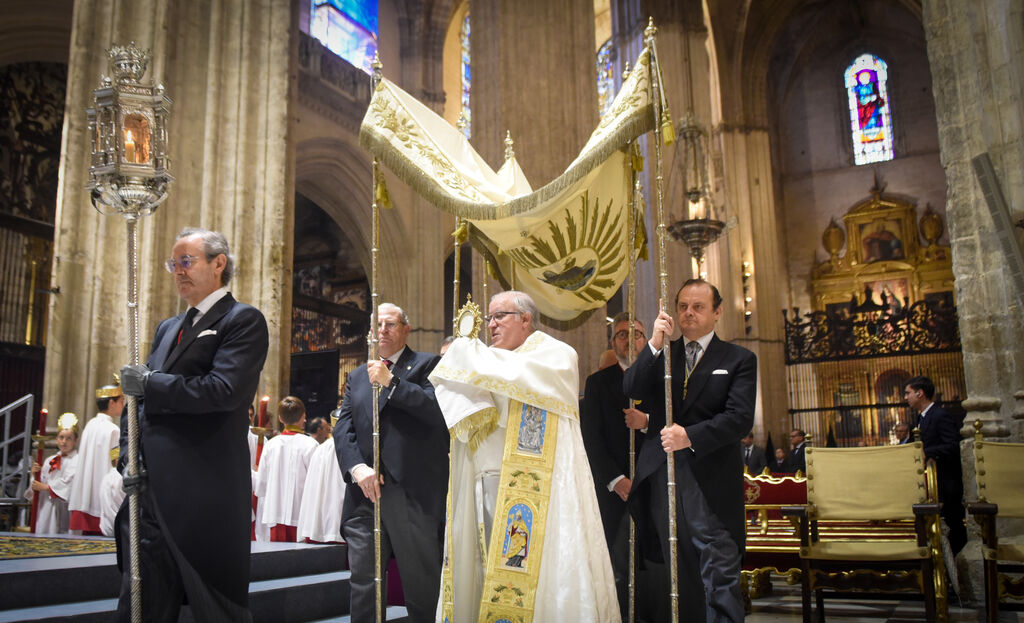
left=1, top=0, right=1023, bottom=612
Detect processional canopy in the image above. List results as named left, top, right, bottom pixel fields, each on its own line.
left=360, top=46, right=660, bottom=327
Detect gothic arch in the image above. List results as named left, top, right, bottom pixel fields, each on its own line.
left=0, top=0, right=72, bottom=66
left=294, top=137, right=409, bottom=298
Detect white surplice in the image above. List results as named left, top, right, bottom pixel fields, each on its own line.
left=296, top=437, right=346, bottom=543
left=429, top=331, right=619, bottom=623
left=99, top=468, right=125, bottom=537
left=32, top=450, right=78, bottom=534
left=254, top=432, right=319, bottom=528
left=67, top=413, right=119, bottom=521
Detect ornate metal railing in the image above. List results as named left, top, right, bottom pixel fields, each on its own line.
left=783, top=300, right=961, bottom=364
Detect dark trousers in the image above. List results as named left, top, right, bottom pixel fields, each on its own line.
left=600, top=491, right=671, bottom=622
left=939, top=478, right=967, bottom=555
left=650, top=461, right=744, bottom=623
left=342, top=483, right=443, bottom=623
left=115, top=492, right=251, bottom=623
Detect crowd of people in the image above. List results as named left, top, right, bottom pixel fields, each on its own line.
left=23, top=226, right=967, bottom=622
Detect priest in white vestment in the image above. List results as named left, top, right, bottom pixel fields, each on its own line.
left=68, top=384, right=123, bottom=534
left=429, top=291, right=618, bottom=623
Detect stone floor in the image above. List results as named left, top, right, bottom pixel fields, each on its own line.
left=746, top=578, right=1022, bottom=622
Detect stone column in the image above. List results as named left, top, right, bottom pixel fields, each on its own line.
left=923, top=0, right=1024, bottom=440
left=715, top=126, right=790, bottom=443
left=468, top=0, right=608, bottom=381
left=923, top=0, right=1024, bottom=601
left=44, top=0, right=296, bottom=419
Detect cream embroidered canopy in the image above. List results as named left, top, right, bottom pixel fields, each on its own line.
left=359, top=47, right=656, bottom=326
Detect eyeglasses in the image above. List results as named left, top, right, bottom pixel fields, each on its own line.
left=378, top=321, right=403, bottom=332
left=164, top=255, right=201, bottom=273
left=614, top=330, right=646, bottom=340
left=484, top=311, right=521, bottom=323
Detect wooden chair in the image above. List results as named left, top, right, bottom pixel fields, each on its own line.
left=967, top=430, right=1024, bottom=623
left=785, top=443, right=947, bottom=622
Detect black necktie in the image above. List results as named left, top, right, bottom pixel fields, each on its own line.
left=177, top=307, right=199, bottom=344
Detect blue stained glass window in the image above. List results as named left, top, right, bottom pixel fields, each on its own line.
left=311, top=0, right=378, bottom=74
left=460, top=12, right=471, bottom=139
left=845, top=54, right=894, bottom=165
left=596, top=39, right=614, bottom=118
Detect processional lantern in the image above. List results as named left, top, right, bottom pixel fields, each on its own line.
left=86, top=42, right=173, bottom=215
left=666, top=109, right=725, bottom=266
left=85, top=41, right=171, bottom=623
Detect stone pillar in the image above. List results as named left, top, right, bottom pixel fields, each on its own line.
left=923, top=0, right=1024, bottom=600
left=716, top=126, right=790, bottom=443
left=923, top=0, right=1024, bottom=440
left=468, top=0, right=608, bottom=381
left=44, top=0, right=296, bottom=419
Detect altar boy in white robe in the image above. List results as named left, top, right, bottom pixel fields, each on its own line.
left=68, top=383, right=123, bottom=534
left=255, top=395, right=319, bottom=542
left=296, top=420, right=346, bottom=544
left=429, top=291, right=618, bottom=623
left=29, top=413, right=79, bottom=534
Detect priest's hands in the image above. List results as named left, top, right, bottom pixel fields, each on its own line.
left=661, top=424, right=692, bottom=452
left=366, top=360, right=394, bottom=387
left=120, top=364, right=151, bottom=397
left=623, top=407, right=648, bottom=430
left=353, top=464, right=384, bottom=503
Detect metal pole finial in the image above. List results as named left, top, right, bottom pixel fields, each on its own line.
left=504, top=131, right=515, bottom=162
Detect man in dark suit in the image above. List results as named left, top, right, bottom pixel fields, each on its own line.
left=118, top=227, right=269, bottom=621
left=581, top=313, right=661, bottom=621
left=770, top=447, right=791, bottom=473
left=741, top=431, right=767, bottom=475
left=334, top=303, right=447, bottom=623
left=624, top=279, right=756, bottom=623
left=905, top=376, right=966, bottom=554
left=893, top=421, right=912, bottom=444
left=788, top=429, right=807, bottom=473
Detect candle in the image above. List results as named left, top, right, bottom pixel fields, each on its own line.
left=124, top=130, right=136, bottom=163
left=258, top=396, right=269, bottom=428
left=38, top=408, right=47, bottom=435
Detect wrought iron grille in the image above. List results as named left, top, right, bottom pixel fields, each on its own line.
left=783, top=300, right=960, bottom=364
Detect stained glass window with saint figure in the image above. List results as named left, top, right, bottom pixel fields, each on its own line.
left=460, top=12, right=471, bottom=139
left=310, top=0, right=378, bottom=73
left=845, top=54, right=894, bottom=165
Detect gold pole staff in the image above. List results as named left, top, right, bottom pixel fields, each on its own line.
left=369, top=52, right=385, bottom=623
left=644, top=18, right=680, bottom=622
left=626, top=159, right=643, bottom=623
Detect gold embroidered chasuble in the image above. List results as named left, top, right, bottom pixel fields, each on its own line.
left=429, top=332, right=620, bottom=623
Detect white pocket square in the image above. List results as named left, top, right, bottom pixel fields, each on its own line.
left=712, top=369, right=729, bottom=375
left=198, top=329, right=218, bottom=338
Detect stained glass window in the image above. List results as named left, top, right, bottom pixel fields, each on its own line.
left=596, top=39, right=614, bottom=118
left=310, top=0, right=378, bottom=74
left=845, top=54, right=894, bottom=165
left=460, top=12, right=471, bottom=139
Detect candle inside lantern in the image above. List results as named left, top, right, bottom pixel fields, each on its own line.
left=258, top=396, right=269, bottom=428
left=38, top=408, right=48, bottom=435
left=125, top=129, right=136, bottom=163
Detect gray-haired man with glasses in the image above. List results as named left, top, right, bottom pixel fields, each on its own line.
left=116, top=227, right=268, bottom=622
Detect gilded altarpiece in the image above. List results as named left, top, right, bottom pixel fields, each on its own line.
left=785, top=190, right=965, bottom=446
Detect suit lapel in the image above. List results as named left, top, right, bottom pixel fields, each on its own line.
left=376, top=347, right=414, bottom=413
left=680, top=335, right=726, bottom=411
left=162, top=294, right=235, bottom=371
left=150, top=315, right=186, bottom=372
